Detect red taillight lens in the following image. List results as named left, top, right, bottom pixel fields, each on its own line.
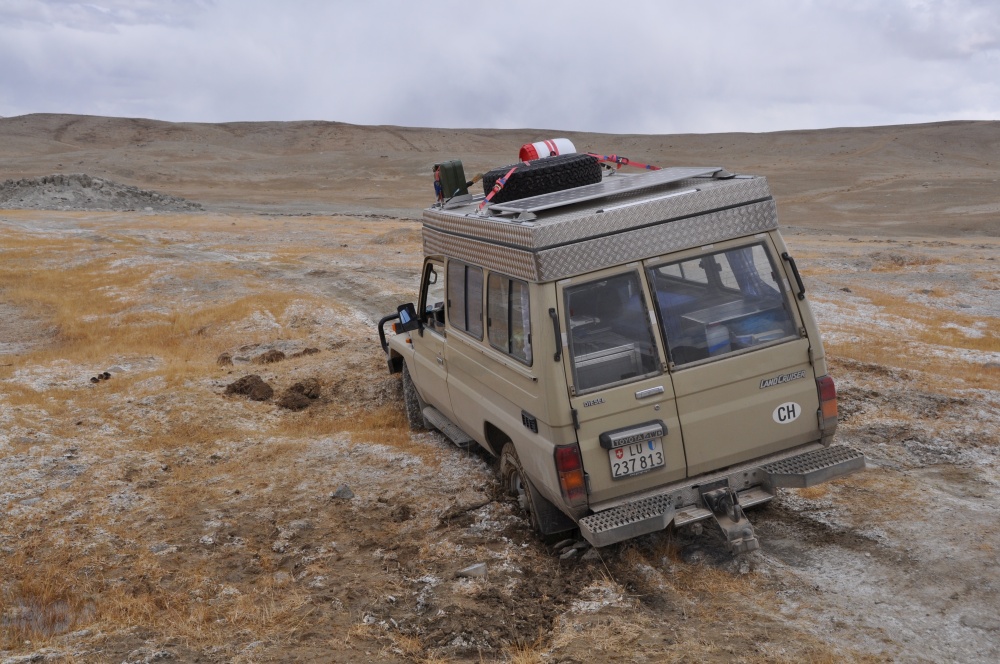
left=554, top=444, right=587, bottom=506
left=817, top=375, right=838, bottom=420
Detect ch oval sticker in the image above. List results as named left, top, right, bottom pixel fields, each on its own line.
left=772, top=402, right=802, bottom=424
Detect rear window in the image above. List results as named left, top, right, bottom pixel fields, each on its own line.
left=564, top=271, right=660, bottom=394
left=647, top=243, right=797, bottom=366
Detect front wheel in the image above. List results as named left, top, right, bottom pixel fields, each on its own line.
left=400, top=361, right=427, bottom=431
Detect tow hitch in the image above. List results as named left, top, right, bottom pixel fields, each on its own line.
left=699, top=481, right=759, bottom=554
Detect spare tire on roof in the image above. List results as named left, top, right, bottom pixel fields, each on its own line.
left=482, top=153, right=602, bottom=205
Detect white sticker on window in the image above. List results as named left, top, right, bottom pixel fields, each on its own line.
left=772, top=402, right=802, bottom=424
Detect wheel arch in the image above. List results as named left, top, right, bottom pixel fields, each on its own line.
left=482, top=421, right=509, bottom=457
left=387, top=348, right=404, bottom=374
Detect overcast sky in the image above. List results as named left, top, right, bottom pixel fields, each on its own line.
left=1, top=0, right=998, bottom=134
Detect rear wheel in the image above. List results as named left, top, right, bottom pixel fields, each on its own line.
left=500, top=443, right=541, bottom=532
left=400, top=361, right=427, bottom=431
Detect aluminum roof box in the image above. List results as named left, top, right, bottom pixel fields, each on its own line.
left=422, top=166, right=778, bottom=283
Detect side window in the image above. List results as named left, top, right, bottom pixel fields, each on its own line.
left=420, top=260, right=445, bottom=332
left=447, top=260, right=484, bottom=339
left=487, top=273, right=533, bottom=365
left=648, top=243, right=798, bottom=366
left=564, top=271, right=660, bottom=394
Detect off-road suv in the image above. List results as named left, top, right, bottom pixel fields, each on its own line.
left=378, top=146, right=865, bottom=553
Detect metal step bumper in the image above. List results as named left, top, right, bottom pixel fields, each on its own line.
left=579, top=494, right=677, bottom=548
left=761, top=445, right=866, bottom=488
left=578, top=445, right=865, bottom=550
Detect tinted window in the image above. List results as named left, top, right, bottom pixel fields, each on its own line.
left=564, top=271, right=660, bottom=393
left=488, top=273, right=532, bottom=365
left=447, top=260, right=484, bottom=339
left=648, top=243, right=797, bottom=366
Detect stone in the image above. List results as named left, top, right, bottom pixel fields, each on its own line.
left=552, top=538, right=576, bottom=552
left=331, top=484, right=354, bottom=500
left=217, top=352, right=233, bottom=366
left=456, top=563, right=487, bottom=578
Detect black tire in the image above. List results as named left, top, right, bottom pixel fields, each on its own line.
left=499, top=443, right=542, bottom=532
left=482, top=153, right=602, bottom=204
left=499, top=442, right=576, bottom=537
left=400, top=362, right=427, bottom=431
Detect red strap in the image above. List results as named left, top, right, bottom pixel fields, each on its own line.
left=478, top=165, right=519, bottom=211
left=587, top=153, right=661, bottom=171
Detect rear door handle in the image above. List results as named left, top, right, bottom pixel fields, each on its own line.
left=635, top=386, right=665, bottom=399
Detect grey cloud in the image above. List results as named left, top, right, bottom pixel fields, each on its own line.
left=0, top=0, right=996, bottom=133
left=0, top=0, right=214, bottom=31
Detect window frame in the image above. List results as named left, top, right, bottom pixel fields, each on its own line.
left=419, top=259, right=446, bottom=335
left=646, top=241, right=799, bottom=369
left=487, top=272, right=533, bottom=366
left=562, top=268, right=662, bottom=395
left=446, top=259, right=484, bottom=341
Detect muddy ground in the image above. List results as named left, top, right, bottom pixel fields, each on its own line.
left=1, top=116, right=998, bottom=663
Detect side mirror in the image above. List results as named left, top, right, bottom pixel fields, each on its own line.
left=396, top=303, right=422, bottom=332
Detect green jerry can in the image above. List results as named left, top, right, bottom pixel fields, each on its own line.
left=434, top=160, right=468, bottom=202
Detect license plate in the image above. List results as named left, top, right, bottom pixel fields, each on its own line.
left=609, top=439, right=665, bottom=479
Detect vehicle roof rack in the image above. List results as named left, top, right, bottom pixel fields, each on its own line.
left=488, top=166, right=725, bottom=216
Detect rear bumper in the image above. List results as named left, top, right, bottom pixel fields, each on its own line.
left=579, top=443, right=865, bottom=548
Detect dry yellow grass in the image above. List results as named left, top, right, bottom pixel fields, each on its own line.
left=0, top=217, right=416, bottom=658
left=795, top=485, right=831, bottom=500
left=821, top=285, right=998, bottom=391
left=0, top=227, right=340, bottom=371
left=852, top=286, right=998, bottom=352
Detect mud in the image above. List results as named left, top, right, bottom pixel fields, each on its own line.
left=1, top=116, right=998, bottom=662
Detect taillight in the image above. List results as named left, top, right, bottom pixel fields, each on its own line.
left=817, top=375, right=838, bottom=420
left=554, top=444, right=587, bottom=507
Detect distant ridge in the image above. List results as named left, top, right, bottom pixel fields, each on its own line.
left=0, top=113, right=997, bottom=235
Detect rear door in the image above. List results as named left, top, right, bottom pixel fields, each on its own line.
left=556, top=263, right=686, bottom=505
left=646, top=237, right=820, bottom=477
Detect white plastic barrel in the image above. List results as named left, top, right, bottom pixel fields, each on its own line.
left=706, top=324, right=731, bottom=356
left=518, top=138, right=576, bottom=161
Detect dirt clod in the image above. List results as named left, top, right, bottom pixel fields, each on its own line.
left=276, top=389, right=311, bottom=411
left=288, top=378, right=321, bottom=399
left=253, top=349, right=286, bottom=364
left=224, top=374, right=274, bottom=401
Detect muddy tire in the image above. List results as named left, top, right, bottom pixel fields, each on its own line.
left=400, top=362, right=427, bottom=431
left=499, top=443, right=577, bottom=537
left=499, top=443, right=542, bottom=532
left=482, top=153, right=602, bottom=204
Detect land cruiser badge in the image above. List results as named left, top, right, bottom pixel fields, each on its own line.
left=760, top=370, right=806, bottom=389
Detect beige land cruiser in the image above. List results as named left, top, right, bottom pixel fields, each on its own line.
left=378, top=147, right=865, bottom=553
